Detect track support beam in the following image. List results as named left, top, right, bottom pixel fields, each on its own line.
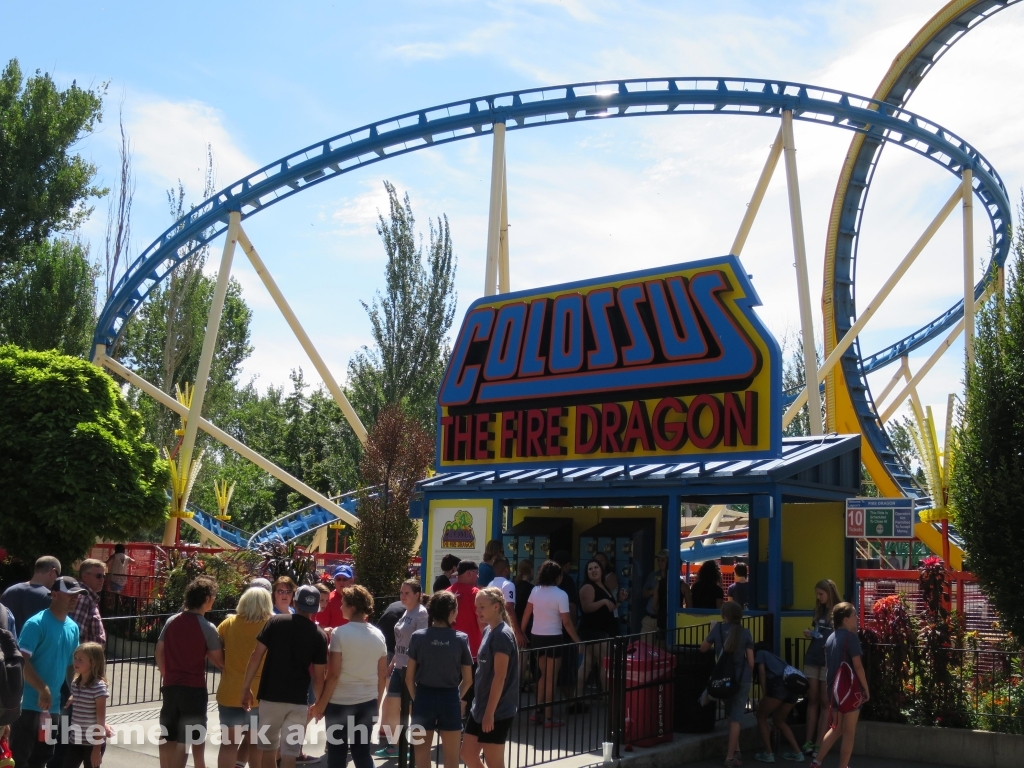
left=880, top=289, right=987, bottom=423
left=498, top=160, right=510, bottom=293
left=237, top=227, right=368, bottom=445
left=730, top=127, right=783, bottom=257
left=102, top=355, right=359, bottom=528
left=963, top=167, right=975, bottom=366
left=166, top=210, right=241, bottom=544
left=485, top=121, right=506, bottom=297
left=781, top=111, right=822, bottom=435
left=783, top=185, right=963, bottom=427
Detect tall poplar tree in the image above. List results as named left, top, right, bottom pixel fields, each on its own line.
left=950, top=203, right=1024, bottom=638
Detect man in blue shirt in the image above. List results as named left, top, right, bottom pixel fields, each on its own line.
left=9, top=576, right=83, bottom=768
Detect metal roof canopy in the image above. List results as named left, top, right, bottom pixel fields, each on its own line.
left=417, top=434, right=862, bottom=652
left=418, top=434, right=862, bottom=504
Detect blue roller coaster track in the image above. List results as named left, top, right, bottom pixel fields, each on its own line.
left=97, top=15, right=1016, bottom=549
left=824, top=0, right=1021, bottom=505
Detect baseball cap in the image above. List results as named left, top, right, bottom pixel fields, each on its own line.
left=295, top=585, right=322, bottom=613
left=333, top=565, right=354, bottom=580
left=250, top=578, right=272, bottom=592
left=457, top=560, right=479, bottom=575
left=552, top=550, right=572, bottom=566
left=52, top=576, right=85, bottom=595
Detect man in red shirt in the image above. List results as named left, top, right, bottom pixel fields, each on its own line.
left=447, top=560, right=483, bottom=658
left=319, top=565, right=354, bottom=629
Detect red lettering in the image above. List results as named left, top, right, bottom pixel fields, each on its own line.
left=518, top=410, right=527, bottom=458
left=454, top=415, right=473, bottom=460
left=652, top=398, right=686, bottom=451
left=500, top=412, right=517, bottom=458
left=474, top=413, right=494, bottom=459
left=688, top=394, right=723, bottom=449
left=622, top=400, right=653, bottom=452
left=441, top=415, right=456, bottom=461
left=546, top=407, right=567, bottom=456
left=526, top=409, right=546, bottom=457
left=724, top=391, right=757, bottom=446
left=575, top=406, right=599, bottom=454
left=601, top=403, right=626, bottom=453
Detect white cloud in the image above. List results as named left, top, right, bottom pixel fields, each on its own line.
left=125, top=96, right=256, bottom=196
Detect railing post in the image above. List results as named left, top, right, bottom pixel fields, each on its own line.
left=399, top=683, right=411, bottom=768
left=606, top=635, right=627, bottom=758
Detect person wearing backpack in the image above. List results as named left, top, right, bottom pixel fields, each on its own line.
left=753, top=647, right=805, bottom=763
left=1, top=602, right=26, bottom=728
left=700, top=601, right=754, bottom=768
left=809, top=603, right=869, bottom=768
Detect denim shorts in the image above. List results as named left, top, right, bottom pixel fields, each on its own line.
left=411, top=686, right=462, bottom=732
left=386, top=667, right=407, bottom=698
left=218, top=704, right=259, bottom=728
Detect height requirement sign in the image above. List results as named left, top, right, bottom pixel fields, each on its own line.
left=436, top=255, right=782, bottom=470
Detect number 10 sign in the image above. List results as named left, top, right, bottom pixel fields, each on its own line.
left=845, top=498, right=915, bottom=539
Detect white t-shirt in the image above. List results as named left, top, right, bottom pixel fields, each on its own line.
left=528, top=585, right=569, bottom=636
left=108, top=552, right=130, bottom=587
left=489, top=576, right=516, bottom=606
left=328, top=621, right=387, bottom=705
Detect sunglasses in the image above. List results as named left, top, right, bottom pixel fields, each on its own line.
left=275, top=589, right=294, bottom=596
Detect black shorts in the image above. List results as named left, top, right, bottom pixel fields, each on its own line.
left=387, top=667, right=407, bottom=698
left=530, top=634, right=564, bottom=659
left=160, top=685, right=209, bottom=743
left=766, top=680, right=799, bottom=705
left=464, top=714, right=513, bottom=745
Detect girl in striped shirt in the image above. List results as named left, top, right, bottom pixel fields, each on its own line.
left=64, top=642, right=109, bottom=768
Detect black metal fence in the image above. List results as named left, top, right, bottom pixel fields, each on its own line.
left=102, top=610, right=768, bottom=766
left=391, top=615, right=767, bottom=768
left=103, top=610, right=232, bottom=707
left=861, top=643, right=1024, bottom=733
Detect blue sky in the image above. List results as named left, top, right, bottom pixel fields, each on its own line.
left=3, top=0, right=1023, bottom=432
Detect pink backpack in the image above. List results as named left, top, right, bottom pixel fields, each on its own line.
left=831, top=632, right=864, bottom=715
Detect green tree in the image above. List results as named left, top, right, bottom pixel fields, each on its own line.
left=348, top=181, right=457, bottom=434
left=949, top=210, right=1024, bottom=639
left=0, top=346, right=169, bottom=567
left=352, top=405, right=433, bottom=597
left=0, top=238, right=96, bottom=356
left=0, top=59, right=105, bottom=269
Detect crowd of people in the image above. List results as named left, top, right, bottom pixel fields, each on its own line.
left=0, top=549, right=868, bottom=768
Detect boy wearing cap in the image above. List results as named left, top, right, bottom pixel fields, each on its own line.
left=319, top=566, right=354, bottom=629
left=241, top=585, right=328, bottom=768
left=9, top=576, right=82, bottom=768
left=156, top=576, right=224, bottom=768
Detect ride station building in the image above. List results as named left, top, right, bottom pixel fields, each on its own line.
left=416, top=255, right=862, bottom=649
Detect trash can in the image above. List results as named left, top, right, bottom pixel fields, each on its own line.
left=670, top=644, right=716, bottom=733
left=606, top=640, right=677, bottom=747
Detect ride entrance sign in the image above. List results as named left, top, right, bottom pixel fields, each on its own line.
left=436, top=255, right=781, bottom=470
left=845, top=498, right=915, bottom=539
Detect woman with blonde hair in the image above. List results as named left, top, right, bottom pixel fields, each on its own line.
left=700, top=601, right=754, bottom=767
left=461, top=587, right=519, bottom=768
left=801, top=578, right=841, bottom=755
left=216, top=587, right=273, bottom=768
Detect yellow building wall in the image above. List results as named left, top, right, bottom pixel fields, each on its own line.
left=758, top=502, right=846, bottom=644
left=510, top=506, right=662, bottom=564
